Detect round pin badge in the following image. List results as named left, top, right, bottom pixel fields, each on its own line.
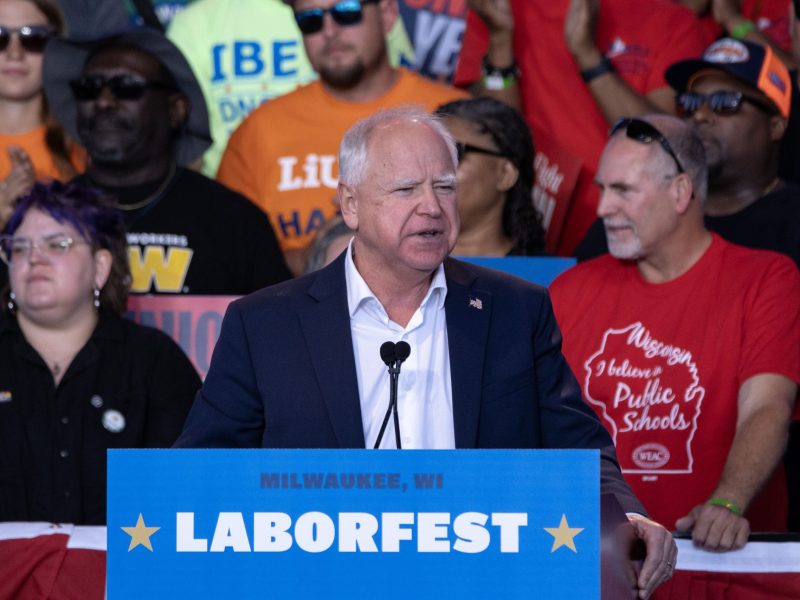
left=102, top=409, right=126, bottom=433
left=90, top=394, right=104, bottom=408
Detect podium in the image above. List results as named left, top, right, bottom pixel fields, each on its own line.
left=107, top=449, right=614, bottom=598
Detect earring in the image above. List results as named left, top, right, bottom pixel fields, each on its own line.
left=7, top=291, right=15, bottom=313
left=93, top=287, right=100, bottom=310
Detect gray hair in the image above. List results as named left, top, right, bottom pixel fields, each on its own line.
left=338, top=105, right=458, bottom=187
left=306, top=217, right=353, bottom=273
left=641, top=114, right=708, bottom=205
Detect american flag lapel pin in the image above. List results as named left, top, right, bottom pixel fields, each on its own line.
left=469, top=297, right=483, bottom=310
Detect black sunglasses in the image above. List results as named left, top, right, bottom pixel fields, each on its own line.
left=610, top=117, right=685, bottom=174
left=0, top=25, right=55, bottom=53
left=69, top=74, right=176, bottom=102
left=456, top=142, right=506, bottom=162
left=676, top=90, right=776, bottom=117
left=294, top=0, right=380, bottom=35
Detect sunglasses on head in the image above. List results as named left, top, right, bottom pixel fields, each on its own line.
left=676, top=90, right=776, bottom=117
left=0, top=25, right=55, bottom=53
left=69, top=74, right=176, bottom=102
left=294, top=0, right=380, bottom=35
left=610, top=117, right=685, bottom=174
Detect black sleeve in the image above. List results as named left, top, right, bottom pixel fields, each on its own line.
left=143, top=331, right=202, bottom=447
left=574, top=218, right=609, bottom=262
left=241, top=200, right=292, bottom=290
left=779, top=71, right=800, bottom=185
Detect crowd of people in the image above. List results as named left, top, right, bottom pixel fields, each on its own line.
left=0, top=0, right=798, bottom=597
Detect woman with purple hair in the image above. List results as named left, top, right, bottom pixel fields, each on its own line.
left=0, top=180, right=199, bottom=525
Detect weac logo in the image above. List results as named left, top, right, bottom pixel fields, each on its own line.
left=631, top=443, right=670, bottom=469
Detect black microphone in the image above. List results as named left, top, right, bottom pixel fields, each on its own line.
left=395, top=341, right=410, bottom=363
left=380, top=341, right=396, bottom=366
left=373, top=341, right=411, bottom=449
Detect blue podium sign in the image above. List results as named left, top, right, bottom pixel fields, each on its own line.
left=108, top=450, right=599, bottom=598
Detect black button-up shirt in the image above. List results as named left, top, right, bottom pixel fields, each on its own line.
left=0, top=311, right=200, bottom=524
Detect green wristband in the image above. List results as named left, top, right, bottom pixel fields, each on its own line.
left=708, top=497, right=744, bottom=516
left=730, top=20, right=756, bottom=40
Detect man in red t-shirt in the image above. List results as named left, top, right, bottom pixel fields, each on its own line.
left=550, top=115, right=799, bottom=551
left=455, top=0, right=707, bottom=255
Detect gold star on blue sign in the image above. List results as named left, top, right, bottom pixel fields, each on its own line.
left=121, top=513, right=160, bottom=552
left=544, top=514, right=584, bottom=553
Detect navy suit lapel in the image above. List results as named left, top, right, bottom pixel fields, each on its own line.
left=444, top=258, right=491, bottom=448
left=298, top=255, right=366, bottom=448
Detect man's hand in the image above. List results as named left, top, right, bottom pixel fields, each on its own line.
left=675, top=503, right=750, bottom=551
left=711, top=0, right=744, bottom=29
left=627, top=514, right=678, bottom=599
left=467, top=0, right=521, bottom=107
left=564, top=0, right=602, bottom=70
left=467, top=0, right=514, bottom=36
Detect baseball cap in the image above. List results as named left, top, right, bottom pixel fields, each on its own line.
left=665, top=38, right=791, bottom=119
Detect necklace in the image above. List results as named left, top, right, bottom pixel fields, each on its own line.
left=51, top=362, right=61, bottom=378
left=112, top=163, right=178, bottom=212
left=762, top=177, right=781, bottom=197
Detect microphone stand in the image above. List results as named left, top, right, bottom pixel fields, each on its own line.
left=374, top=358, right=401, bottom=449
left=389, top=361, right=401, bottom=449
left=374, top=342, right=410, bottom=449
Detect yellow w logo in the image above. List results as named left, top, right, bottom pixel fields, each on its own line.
left=128, top=246, right=193, bottom=293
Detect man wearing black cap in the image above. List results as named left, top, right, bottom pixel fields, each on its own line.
left=666, top=37, right=800, bottom=534
left=665, top=38, right=799, bottom=267
left=43, top=28, right=291, bottom=295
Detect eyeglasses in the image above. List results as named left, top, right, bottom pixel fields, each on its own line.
left=676, top=90, right=776, bottom=117
left=610, top=117, right=685, bottom=174
left=0, top=234, right=89, bottom=265
left=294, top=0, right=380, bottom=35
left=456, top=142, right=507, bottom=162
left=69, top=74, right=176, bottom=102
left=0, top=25, right=55, bottom=53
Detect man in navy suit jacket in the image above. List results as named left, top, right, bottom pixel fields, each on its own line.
left=176, top=105, right=676, bottom=599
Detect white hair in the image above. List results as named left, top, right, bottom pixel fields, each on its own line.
left=338, top=105, right=458, bottom=187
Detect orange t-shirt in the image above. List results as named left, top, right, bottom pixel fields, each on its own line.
left=217, top=69, right=467, bottom=251
left=0, top=125, right=85, bottom=181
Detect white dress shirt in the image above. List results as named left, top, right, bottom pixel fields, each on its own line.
left=345, top=243, right=455, bottom=449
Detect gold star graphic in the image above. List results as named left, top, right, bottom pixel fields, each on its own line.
left=121, top=513, right=160, bottom=552
left=544, top=514, right=584, bottom=553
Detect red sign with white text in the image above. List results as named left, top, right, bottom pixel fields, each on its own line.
left=126, top=295, right=238, bottom=379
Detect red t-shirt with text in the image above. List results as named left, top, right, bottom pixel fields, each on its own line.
left=550, top=236, right=800, bottom=530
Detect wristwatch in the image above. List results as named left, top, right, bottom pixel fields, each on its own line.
left=580, top=57, right=615, bottom=83
left=481, top=57, right=520, bottom=91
